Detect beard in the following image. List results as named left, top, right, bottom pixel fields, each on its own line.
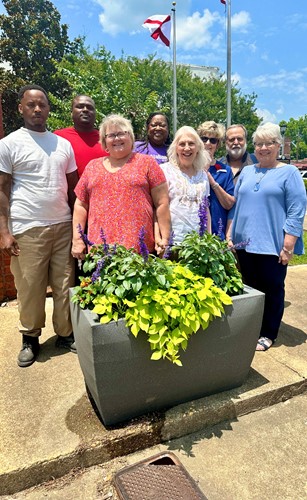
left=227, top=144, right=247, bottom=160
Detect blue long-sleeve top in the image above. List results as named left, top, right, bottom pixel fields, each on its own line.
left=231, top=164, right=306, bottom=255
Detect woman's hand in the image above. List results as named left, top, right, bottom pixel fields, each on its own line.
left=71, top=239, right=86, bottom=260
left=279, top=248, right=293, bottom=265
left=155, top=237, right=169, bottom=256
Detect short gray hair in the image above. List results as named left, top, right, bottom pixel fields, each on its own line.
left=252, top=122, right=282, bottom=146
left=99, top=114, right=135, bottom=149
left=167, top=126, right=211, bottom=172
left=226, top=124, right=248, bottom=139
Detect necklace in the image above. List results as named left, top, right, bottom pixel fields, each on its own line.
left=253, top=167, right=270, bottom=192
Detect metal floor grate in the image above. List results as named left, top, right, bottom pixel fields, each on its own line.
left=113, top=452, right=207, bottom=500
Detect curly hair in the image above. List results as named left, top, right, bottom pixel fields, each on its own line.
left=197, top=121, right=225, bottom=144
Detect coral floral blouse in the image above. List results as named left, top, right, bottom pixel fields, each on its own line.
left=75, top=153, right=166, bottom=253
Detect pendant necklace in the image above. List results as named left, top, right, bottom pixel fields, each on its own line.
left=254, top=168, right=269, bottom=192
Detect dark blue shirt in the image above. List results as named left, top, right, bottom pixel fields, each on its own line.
left=209, top=161, right=234, bottom=240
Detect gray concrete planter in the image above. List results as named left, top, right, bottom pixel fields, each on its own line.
left=70, top=286, right=264, bottom=426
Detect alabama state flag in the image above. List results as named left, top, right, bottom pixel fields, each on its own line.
left=142, top=15, right=171, bottom=47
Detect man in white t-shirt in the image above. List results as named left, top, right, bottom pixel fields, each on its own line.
left=0, top=85, right=79, bottom=367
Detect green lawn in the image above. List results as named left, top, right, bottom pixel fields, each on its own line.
left=290, top=230, right=307, bottom=266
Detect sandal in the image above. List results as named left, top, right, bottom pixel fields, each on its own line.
left=256, top=337, right=273, bottom=351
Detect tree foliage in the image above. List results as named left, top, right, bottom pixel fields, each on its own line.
left=0, top=0, right=260, bottom=140
left=48, top=44, right=260, bottom=145
left=0, top=0, right=70, bottom=92
left=281, top=116, right=307, bottom=160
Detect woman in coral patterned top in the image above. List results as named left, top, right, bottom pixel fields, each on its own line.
left=72, top=114, right=171, bottom=258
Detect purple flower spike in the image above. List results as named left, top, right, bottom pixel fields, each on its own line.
left=139, top=226, right=149, bottom=262
left=163, top=231, right=174, bottom=259
left=198, top=196, right=210, bottom=237
left=92, top=258, right=105, bottom=282
left=224, top=238, right=251, bottom=253
left=77, top=224, right=94, bottom=246
left=100, top=228, right=109, bottom=254
left=232, top=238, right=251, bottom=250
left=217, top=218, right=223, bottom=239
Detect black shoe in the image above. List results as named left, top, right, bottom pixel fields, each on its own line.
left=17, top=335, right=40, bottom=367
left=55, top=333, right=77, bottom=353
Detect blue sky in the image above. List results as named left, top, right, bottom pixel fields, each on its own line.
left=1, top=0, right=307, bottom=124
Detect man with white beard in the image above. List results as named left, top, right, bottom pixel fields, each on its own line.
left=219, top=124, right=257, bottom=184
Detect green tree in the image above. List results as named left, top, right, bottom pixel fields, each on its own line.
left=0, top=0, right=74, bottom=134
left=49, top=46, right=260, bottom=141
left=0, top=68, right=24, bottom=136
left=281, top=116, right=307, bottom=160
left=0, top=0, right=70, bottom=93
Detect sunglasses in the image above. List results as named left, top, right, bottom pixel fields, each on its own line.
left=201, top=136, right=218, bottom=145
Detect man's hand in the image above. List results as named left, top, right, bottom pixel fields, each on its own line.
left=0, top=233, right=20, bottom=256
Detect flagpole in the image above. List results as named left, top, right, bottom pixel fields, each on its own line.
left=226, top=0, right=231, bottom=128
left=171, top=2, right=177, bottom=134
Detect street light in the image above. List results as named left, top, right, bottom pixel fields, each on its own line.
left=280, top=124, right=287, bottom=158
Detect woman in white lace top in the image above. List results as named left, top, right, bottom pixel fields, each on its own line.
left=160, top=126, right=211, bottom=244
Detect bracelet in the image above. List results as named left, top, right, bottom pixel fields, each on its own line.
left=282, top=247, right=293, bottom=255
left=212, top=182, right=219, bottom=190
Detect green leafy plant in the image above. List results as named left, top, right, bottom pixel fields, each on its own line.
left=71, top=231, right=233, bottom=366
left=72, top=198, right=246, bottom=365
left=174, top=231, right=245, bottom=296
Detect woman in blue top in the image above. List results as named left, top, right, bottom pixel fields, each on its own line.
left=197, top=120, right=235, bottom=240
left=229, top=122, right=306, bottom=351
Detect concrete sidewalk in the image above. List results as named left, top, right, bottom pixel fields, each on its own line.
left=0, top=266, right=306, bottom=497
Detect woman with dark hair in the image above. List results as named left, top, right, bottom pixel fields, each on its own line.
left=134, top=112, right=170, bottom=165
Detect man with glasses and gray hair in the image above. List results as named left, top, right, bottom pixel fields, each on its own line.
left=219, top=124, right=257, bottom=184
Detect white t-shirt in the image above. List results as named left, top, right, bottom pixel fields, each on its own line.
left=161, top=162, right=210, bottom=244
left=0, top=127, right=77, bottom=235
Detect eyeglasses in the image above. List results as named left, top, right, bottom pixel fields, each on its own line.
left=254, top=141, right=276, bottom=149
left=201, top=136, right=218, bottom=145
left=105, top=131, right=128, bottom=140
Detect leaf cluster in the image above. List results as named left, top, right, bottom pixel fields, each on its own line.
left=47, top=46, right=260, bottom=139
left=175, top=231, right=244, bottom=296
left=71, top=242, right=233, bottom=365
left=0, top=0, right=70, bottom=86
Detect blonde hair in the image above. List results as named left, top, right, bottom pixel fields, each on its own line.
left=252, top=122, right=282, bottom=146
left=197, top=121, right=225, bottom=144
left=167, top=126, right=211, bottom=172
left=99, top=114, right=135, bottom=149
